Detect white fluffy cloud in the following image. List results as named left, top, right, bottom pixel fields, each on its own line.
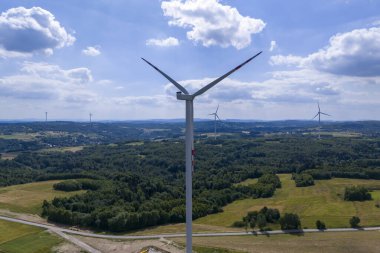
left=0, top=7, right=75, bottom=57
left=269, top=40, right=277, bottom=52
left=270, top=27, right=380, bottom=76
left=0, top=62, right=96, bottom=103
left=146, top=37, right=180, bottom=47
left=161, top=0, right=265, bottom=49
left=82, top=46, right=101, bottom=56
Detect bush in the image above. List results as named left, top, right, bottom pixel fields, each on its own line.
left=349, top=216, right=360, bottom=228
left=279, top=213, right=301, bottom=230
left=53, top=180, right=82, bottom=191
left=344, top=186, right=372, bottom=201
left=293, top=173, right=314, bottom=187
left=232, top=221, right=245, bottom=228
left=258, top=174, right=281, bottom=188
left=316, top=220, right=326, bottom=230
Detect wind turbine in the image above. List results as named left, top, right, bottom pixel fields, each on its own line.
left=209, top=105, right=221, bottom=139
left=312, top=102, right=331, bottom=139
left=89, top=113, right=92, bottom=123
left=142, top=51, right=262, bottom=253
left=45, top=112, right=48, bottom=122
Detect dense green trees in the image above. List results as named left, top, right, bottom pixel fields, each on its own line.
left=349, top=216, right=360, bottom=228
left=53, top=179, right=101, bottom=192
left=292, top=173, right=314, bottom=187
left=234, top=207, right=281, bottom=231
left=279, top=213, right=301, bottom=230
left=258, top=174, right=281, bottom=188
left=2, top=128, right=380, bottom=231
left=344, top=186, right=372, bottom=201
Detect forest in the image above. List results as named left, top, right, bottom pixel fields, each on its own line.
left=1, top=132, right=380, bottom=231
left=1, top=121, right=380, bottom=231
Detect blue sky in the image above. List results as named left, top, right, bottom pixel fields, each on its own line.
left=0, top=0, right=380, bottom=121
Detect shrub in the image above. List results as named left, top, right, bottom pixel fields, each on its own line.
left=316, top=220, right=326, bottom=230
left=258, top=174, right=281, bottom=188
left=344, top=186, right=372, bottom=201
left=349, top=216, right=360, bottom=228
left=293, top=173, right=314, bottom=187
left=279, top=213, right=301, bottom=230
left=232, top=221, right=245, bottom=228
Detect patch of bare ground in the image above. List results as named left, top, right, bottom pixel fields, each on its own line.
left=52, top=242, right=83, bottom=253
left=76, top=236, right=184, bottom=253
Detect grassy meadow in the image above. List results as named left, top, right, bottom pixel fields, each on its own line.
left=195, top=174, right=380, bottom=229
left=0, top=219, right=62, bottom=253
left=174, top=231, right=380, bottom=253
left=0, top=181, right=84, bottom=214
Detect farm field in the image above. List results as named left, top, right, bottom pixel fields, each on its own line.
left=0, top=152, right=19, bottom=160
left=0, top=219, right=62, bottom=253
left=37, top=146, right=85, bottom=153
left=195, top=174, right=380, bottom=229
left=0, top=133, right=38, bottom=140
left=0, top=181, right=85, bottom=214
left=173, top=231, right=380, bottom=253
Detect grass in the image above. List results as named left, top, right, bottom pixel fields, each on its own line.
left=0, top=133, right=37, bottom=141
left=0, top=181, right=84, bottom=214
left=195, top=174, right=380, bottom=229
left=193, top=245, right=245, bottom=253
left=0, top=153, right=19, bottom=160
left=37, top=146, right=84, bottom=153
left=233, top=178, right=257, bottom=186
left=0, top=219, right=62, bottom=253
left=173, top=231, right=380, bottom=253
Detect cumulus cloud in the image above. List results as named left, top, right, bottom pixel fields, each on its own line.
left=0, top=62, right=96, bottom=103
left=269, top=40, right=277, bottom=52
left=146, top=37, right=180, bottom=47
left=21, top=62, right=93, bottom=84
left=161, top=0, right=265, bottom=49
left=270, top=27, right=380, bottom=76
left=157, top=64, right=380, bottom=112
left=82, top=46, right=101, bottom=56
left=0, top=7, right=75, bottom=58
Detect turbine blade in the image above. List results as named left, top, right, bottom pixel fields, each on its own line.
left=318, top=102, right=320, bottom=112
left=216, top=104, right=219, bottom=114
left=312, top=112, right=319, bottom=120
left=141, top=58, right=189, bottom=95
left=216, top=114, right=222, bottom=121
left=192, top=51, right=262, bottom=97
left=320, top=112, right=331, bottom=116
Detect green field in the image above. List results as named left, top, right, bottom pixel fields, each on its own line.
left=0, top=133, right=37, bottom=140
left=0, top=219, right=62, bottom=253
left=0, top=181, right=84, bottom=214
left=37, top=146, right=84, bottom=153
left=174, top=231, right=380, bottom=253
left=195, top=174, right=380, bottom=229
left=0, top=152, right=19, bottom=160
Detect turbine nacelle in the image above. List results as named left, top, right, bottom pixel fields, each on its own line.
left=176, top=92, right=194, bottom=101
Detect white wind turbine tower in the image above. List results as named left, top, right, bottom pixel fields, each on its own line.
left=89, top=113, right=92, bottom=123
left=45, top=112, right=48, bottom=122
left=142, top=51, right=262, bottom=253
left=312, top=102, right=331, bottom=139
left=209, top=105, right=221, bottom=139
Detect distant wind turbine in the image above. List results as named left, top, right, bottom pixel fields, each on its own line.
left=312, top=102, right=331, bottom=139
left=142, top=51, right=262, bottom=253
left=209, top=105, right=221, bottom=139
left=89, top=113, right=92, bottom=123
left=45, top=112, right=47, bottom=122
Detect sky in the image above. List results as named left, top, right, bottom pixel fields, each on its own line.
left=0, top=0, right=380, bottom=121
